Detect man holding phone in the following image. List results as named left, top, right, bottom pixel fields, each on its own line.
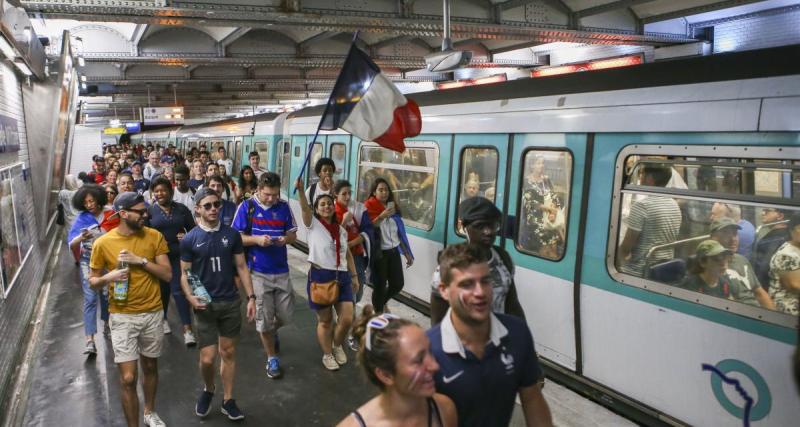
left=232, top=172, right=297, bottom=379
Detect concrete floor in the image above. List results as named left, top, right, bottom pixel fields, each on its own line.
left=19, top=246, right=636, bottom=427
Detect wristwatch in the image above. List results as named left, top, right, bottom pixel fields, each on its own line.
left=248, top=294, right=256, bottom=300
left=141, top=258, right=149, bottom=267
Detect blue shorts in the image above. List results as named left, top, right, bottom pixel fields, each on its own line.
left=306, top=267, right=353, bottom=311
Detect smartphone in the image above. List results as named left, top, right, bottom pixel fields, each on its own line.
left=386, top=201, right=395, bottom=210
left=271, top=236, right=281, bottom=242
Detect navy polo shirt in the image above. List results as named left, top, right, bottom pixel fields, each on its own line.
left=180, top=223, right=244, bottom=302
left=188, top=178, right=204, bottom=191
left=232, top=198, right=297, bottom=275
left=146, top=202, right=195, bottom=258
left=427, top=312, right=542, bottom=427
left=134, top=177, right=150, bottom=194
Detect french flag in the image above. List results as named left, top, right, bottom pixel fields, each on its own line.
left=319, top=44, right=421, bottom=152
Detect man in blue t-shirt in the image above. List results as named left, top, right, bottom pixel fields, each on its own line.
left=232, top=171, right=297, bottom=379
left=427, top=243, right=552, bottom=427
left=180, top=188, right=256, bottom=421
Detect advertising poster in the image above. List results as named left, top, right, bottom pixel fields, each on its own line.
left=0, top=115, right=20, bottom=153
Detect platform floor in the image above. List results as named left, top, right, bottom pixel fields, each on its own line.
left=19, top=246, right=635, bottom=427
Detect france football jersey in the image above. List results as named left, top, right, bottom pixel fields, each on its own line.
left=232, top=198, right=297, bottom=275
left=180, top=223, right=244, bottom=302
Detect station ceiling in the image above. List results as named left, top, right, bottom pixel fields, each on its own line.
left=17, top=0, right=780, bottom=123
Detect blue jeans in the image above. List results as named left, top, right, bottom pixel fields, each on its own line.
left=80, top=258, right=108, bottom=336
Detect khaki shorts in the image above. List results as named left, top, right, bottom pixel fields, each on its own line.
left=109, top=311, right=164, bottom=363
left=252, top=271, right=294, bottom=333
left=194, top=299, right=243, bottom=348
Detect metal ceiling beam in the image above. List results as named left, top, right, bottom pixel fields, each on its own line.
left=85, top=54, right=427, bottom=69
left=86, top=76, right=444, bottom=85
left=371, top=35, right=413, bottom=51
left=498, top=0, right=572, bottom=15
left=298, top=31, right=340, bottom=51
left=575, top=0, right=657, bottom=19
left=489, top=40, right=544, bottom=54
left=219, top=27, right=251, bottom=50
left=21, top=1, right=694, bottom=45
left=641, top=0, right=768, bottom=24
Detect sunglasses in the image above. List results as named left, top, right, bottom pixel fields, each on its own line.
left=365, top=313, right=399, bottom=351
left=201, top=201, right=222, bottom=210
left=125, top=208, right=147, bottom=216
left=106, top=191, right=117, bottom=195
left=466, top=221, right=501, bottom=233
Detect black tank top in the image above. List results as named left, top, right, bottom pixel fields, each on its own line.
left=351, top=397, right=443, bottom=427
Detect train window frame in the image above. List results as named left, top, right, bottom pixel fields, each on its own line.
left=514, top=148, right=574, bottom=262
left=275, top=139, right=291, bottom=194
left=330, top=142, right=347, bottom=182
left=607, top=144, right=799, bottom=327
left=254, top=140, right=269, bottom=171
left=306, top=142, right=324, bottom=188
left=454, top=145, right=500, bottom=237
left=356, top=140, right=440, bottom=231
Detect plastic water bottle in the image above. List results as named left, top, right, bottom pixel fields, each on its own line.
left=113, top=260, right=129, bottom=304
left=186, top=269, right=212, bottom=304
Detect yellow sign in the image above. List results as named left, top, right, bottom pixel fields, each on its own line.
left=103, top=127, right=127, bottom=135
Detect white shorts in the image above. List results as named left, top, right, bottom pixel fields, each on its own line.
left=109, top=311, right=164, bottom=363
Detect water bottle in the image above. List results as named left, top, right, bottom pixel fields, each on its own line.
left=186, top=268, right=212, bottom=305
left=113, top=260, right=129, bottom=304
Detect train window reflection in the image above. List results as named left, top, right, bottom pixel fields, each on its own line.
left=254, top=141, right=269, bottom=170
left=276, top=140, right=290, bottom=194
left=357, top=143, right=438, bottom=230
left=516, top=150, right=572, bottom=260
left=615, top=154, right=800, bottom=318
left=307, top=143, right=324, bottom=188
left=459, top=147, right=498, bottom=202
left=330, top=143, right=347, bottom=182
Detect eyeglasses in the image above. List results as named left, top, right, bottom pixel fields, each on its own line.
left=106, top=191, right=117, bottom=196
left=466, top=221, right=501, bottom=233
left=365, top=313, right=399, bottom=351
left=125, top=208, right=147, bottom=216
left=201, top=201, right=222, bottom=210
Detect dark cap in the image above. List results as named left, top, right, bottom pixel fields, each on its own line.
left=160, top=155, right=175, bottom=163
left=194, top=187, right=218, bottom=205
left=113, top=192, right=144, bottom=212
left=131, top=160, right=142, bottom=167
left=710, top=217, right=741, bottom=234
left=458, top=197, right=501, bottom=223
left=695, top=240, right=732, bottom=258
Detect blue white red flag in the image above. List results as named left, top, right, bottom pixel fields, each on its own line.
left=319, top=44, right=421, bottom=152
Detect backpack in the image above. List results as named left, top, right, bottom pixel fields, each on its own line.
left=244, top=199, right=256, bottom=235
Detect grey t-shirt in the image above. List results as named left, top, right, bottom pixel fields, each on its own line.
left=726, top=253, right=760, bottom=306
left=621, top=195, right=681, bottom=277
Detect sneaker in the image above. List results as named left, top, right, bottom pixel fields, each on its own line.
left=266, top=357, right=282, bottom=379
left=184, top=330, right=197, bottom=347
left=143, top=411, right=166, bottom=426
left=322, top=353, right=340, bottom=371
left=221, top=399, right=245, bottom=421
left=195, top=389, right=214, bottom=417
left=332, top=345, right=347, bottom=366
left=163, top=319, right=171, bottom=335
left=84, top=340, right=97, bottom=355
left=346, top=335, right=359, bottom=352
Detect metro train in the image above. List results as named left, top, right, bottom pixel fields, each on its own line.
left=132, top=45, right=800, bottom=426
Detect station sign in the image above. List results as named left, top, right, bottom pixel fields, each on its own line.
left=125, top=122, right=141, bottom=133
left=142, top=107, right=185, bottom=125
left=103, top=127, right=127, bottom=135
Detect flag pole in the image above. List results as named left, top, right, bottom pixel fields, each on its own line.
left=293, top=31, right=361, bottom=194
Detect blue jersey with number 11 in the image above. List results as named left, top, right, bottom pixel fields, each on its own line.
left=180, top=224, right=243, bottom=302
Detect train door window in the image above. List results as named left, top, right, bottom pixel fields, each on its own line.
left=356, top=142, right=439, bottom=230
left=233, top=140, right=243, bottom=175
left=516, top=150, right=572, bottom=261
left=254, top=141, right=269, bottom=170
left=610, top=147, right=800, bottom=325
left=456, top=147, right=499, bottom=235
left=276, top=139, right=291, bottom=194
left=306, top=142, right=324, bottom=187
left=330, top=143, right=347, bottom=182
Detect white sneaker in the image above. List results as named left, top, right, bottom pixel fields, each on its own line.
left=322, top=353, right=340, bottom=371
left=184, top=330, right=197, bottom=347
left=332, top=345, right=347, bottom=365
left=143, top=411, right=166, bottom=427
left=163, top=319, right=171, bottom=335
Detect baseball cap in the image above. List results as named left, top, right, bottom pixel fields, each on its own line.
left=458, top=197, right=501, bottom=224
left=194, top=187, right=219, bottom=206
left=695, top=240, right=732, bottom=258
left=709, top=217, right=741, bottom=234
left=113, top=192, right=144, bottom=212
left=131, top=160, right=142, bottom=167
left=160, top=155, right=175, bottom=163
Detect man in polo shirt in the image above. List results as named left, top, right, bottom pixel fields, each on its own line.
left=428, top=243, right=552, bottom=427
left=181, top=188, right=256, bottom=421
left=232, top=171, right=297, bottom=379
left=88, top=192, right=173, bottom=427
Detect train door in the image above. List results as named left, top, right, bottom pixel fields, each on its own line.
left=504, top=134, right=588, bottom=371
left=445, top=135, right=508, bottom=246
left=327, top=135, right=349, bottom=184
left=305, top=138, right=325, bottom=189
left=289, top=136, right=310, bottom=242
left=232, top=137, right=243, bottom=177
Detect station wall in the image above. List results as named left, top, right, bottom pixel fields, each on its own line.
left=713, top=6, right=800, bottom=53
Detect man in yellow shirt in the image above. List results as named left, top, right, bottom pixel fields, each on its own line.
left=89, top=192, right=173, bottom=427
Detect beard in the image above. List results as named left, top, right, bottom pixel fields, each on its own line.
left=124, top=216, right=143, bottom=230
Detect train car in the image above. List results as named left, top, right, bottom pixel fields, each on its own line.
left=130, top=125, right=180, bottom=147
left=137, top=45, right=800, bottom=426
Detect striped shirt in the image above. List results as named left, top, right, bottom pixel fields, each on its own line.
left=232, top=198, right=297, bottom=275
left=621, top=195, right=681, bottom=277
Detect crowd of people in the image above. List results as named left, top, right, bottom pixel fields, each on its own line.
left=60, top=142, right=554, bottom=427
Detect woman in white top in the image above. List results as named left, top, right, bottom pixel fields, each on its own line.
left=295, top=178, right=362, bottom=371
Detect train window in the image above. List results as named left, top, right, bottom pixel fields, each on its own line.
left=356, top=142, right=439, bottom=230
left=233, top=139, right=242, bottom=176
left=516, top=150, right=572, bottom=261
left=330, top=143, right=347, bottom=182
left=456, top=147, right=499, bottom=236
left=254, top=141, right=269, bottom=170
left=276, top=140, right=291, bottom=194
left=306, top=142, right=324, bottom=187
left=611, top=148, right=800, bottom=324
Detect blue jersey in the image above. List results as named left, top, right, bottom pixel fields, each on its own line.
left=180, top=224, right=244, bottom=302
left=220, top=200, right=237, bottom=227
left=134, top=177, right=150, bottom=194
left=188, top=178, right=204, bottom=191
left=232, top=198, right=297, bottom=275
left=427, top=313, right=542, bottom=427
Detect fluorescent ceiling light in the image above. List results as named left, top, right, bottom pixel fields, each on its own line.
left=78, top=56, right=85, bottom=67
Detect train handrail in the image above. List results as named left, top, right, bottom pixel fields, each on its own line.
left=645, top=235, right=710, bottom=262
left=753, top=219, right=789, bottom=237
